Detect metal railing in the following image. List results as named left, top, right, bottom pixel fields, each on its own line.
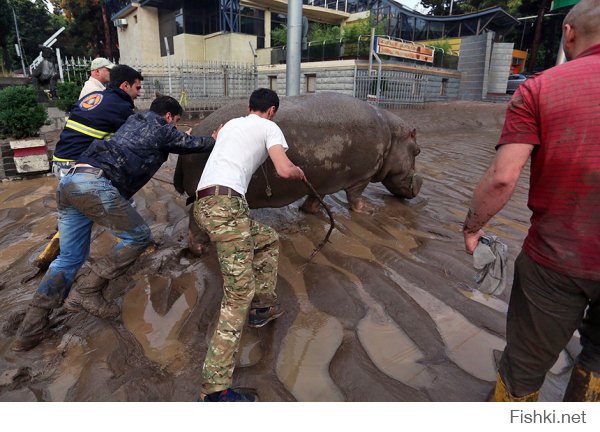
left=354, top=68, right=428, bottom=108
left=60, top=56, right=257, bottom=111
left=261, top=37, right=459, bottom=70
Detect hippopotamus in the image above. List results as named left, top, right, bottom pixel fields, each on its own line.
left=174, top=92, right=422, bottom=252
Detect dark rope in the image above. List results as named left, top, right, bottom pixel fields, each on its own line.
left=302, top=176, right=335, bottom=262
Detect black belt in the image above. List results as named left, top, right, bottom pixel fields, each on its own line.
left=186, top=185, right=242, bottom=206
left=67, top=166, right=104, bottom=177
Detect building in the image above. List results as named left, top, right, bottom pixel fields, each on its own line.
left=106, top=0, right=519, bottom=65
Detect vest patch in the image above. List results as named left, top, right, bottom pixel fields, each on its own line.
left=80, top=93, right=103, bottom=111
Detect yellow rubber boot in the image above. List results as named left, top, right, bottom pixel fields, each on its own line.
left=494, top=373, right=539, bottom=402
left=34, top=231, right=60, bottom=270
left=563, top=365, right=600, bottom=402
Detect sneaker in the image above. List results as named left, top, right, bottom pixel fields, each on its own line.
left=202, top=388, right=259, bottom=402
left=248, top=305, right=284, bottom=328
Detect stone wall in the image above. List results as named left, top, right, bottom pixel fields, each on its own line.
left=258, top=60, right=461, bottom=102
left=487, top=42, right=514, bottom=94
left=458, top=33, right=513, bottom=100
left=457, top=33, right=492, bottom=100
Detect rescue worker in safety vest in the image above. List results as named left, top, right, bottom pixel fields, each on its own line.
left=34, top=65, right=143, bottom=270
left=52, top=64, right=143, bottom=177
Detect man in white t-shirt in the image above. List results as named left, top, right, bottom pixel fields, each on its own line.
left=193, top=88, right=304, bottom=402
left=79, top=57, right=114, bottom=99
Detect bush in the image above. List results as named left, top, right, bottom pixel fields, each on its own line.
left=56, top=81, right=81, bottom=112
left=0, top=85, right=48, bottom=139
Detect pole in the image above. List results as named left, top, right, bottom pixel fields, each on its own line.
left=449, top=0, right=454, bottom=15
left=286, top=0, right=302, bottom=96
left=12, top=8, right=27, bottom=76
left=164, top=37, right=173, bottom=95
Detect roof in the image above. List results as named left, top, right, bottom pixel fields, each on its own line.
left=385, top=2, right=520, bottom=35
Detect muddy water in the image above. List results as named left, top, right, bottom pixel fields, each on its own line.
left=0, top=102, right=577, bottom=401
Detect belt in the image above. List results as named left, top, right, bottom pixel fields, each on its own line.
left=187, top=185, right=242, bottom=206
left=67, top=166, right=104, bottom=177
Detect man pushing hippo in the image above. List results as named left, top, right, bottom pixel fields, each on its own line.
left=175, top=92, right=423, bottom=254
left=191, top=88, right=304, bottom=402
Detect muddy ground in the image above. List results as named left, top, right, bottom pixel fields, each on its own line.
left=0, top=101, right=579, bottom=402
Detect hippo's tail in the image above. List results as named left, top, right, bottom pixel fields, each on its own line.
left=173, top=155, right=185, bottom=195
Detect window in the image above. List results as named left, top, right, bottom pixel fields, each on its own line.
left=269, top=75, right=278, bottom=92
left=305, top=74, right=316, bottom=93
left=440, top=78, right=448, bottom=96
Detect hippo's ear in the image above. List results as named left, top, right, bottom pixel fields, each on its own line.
left=410, top=128, right=417, bottom=139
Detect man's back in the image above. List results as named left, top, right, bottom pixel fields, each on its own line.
left=499, top=44, right=600, bottom=280
left=198, top=114, right=288, bottom=195
left=54, top=88, right=134, bottom=160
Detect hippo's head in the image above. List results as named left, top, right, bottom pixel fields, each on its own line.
left=378, top=112, right=422, bottom=199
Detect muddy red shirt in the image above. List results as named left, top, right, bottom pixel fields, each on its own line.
left=498, top=44, right=600, bottom=280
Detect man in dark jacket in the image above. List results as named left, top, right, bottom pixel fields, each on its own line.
left=52, top=64, right=143, bottom=178
left=36, top=65, right=143, bottom=271
left=12, top=96, right=219, bottom=352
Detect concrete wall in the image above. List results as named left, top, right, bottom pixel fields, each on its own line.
left=258, top=60, right=461, bottom=101
left=457, top=33, right=492, bottom=100
left=205, top=33, right=258, bottom=63
left=487, top=42, right=514, bottom=94
left=116, top=6, right=162, bottom=64
left=258, top=61, right=356, bottom=96
left=424, top=74, right=461, bottom=101
left=173, top=34, right=206, bottom=62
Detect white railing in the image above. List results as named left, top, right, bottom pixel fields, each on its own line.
left=60, top=56, right=258, bottom=110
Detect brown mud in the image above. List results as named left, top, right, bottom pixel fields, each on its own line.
left=0, top=101, right=579, bottom=401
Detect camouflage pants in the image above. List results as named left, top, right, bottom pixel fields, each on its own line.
left=193, top=194, right=279, bottom=393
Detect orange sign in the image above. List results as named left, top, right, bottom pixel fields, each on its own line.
left=375, top=38, right=434, bottom=63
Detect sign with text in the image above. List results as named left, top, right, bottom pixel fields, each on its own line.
left=374, top=37, right=434, bottom=63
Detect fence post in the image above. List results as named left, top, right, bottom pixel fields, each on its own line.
left=223, top=64, right=229, bottom=97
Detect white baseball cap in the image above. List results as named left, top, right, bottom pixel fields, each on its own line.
left=90, top=58, right=114, bottom=71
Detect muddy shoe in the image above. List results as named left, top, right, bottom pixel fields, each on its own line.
left=248, top=304, right=284, bottom=328
left=11, top=305, right=52, bottom=352
left=63, top=289, right=120, bottom=319
left=201, top=388, right=259, bottom=402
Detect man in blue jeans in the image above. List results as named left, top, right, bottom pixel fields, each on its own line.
left=12, top=96, right=219, bottom=351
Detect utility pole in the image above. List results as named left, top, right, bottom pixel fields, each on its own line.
left=12, top=8, right=27, bottom=76
left=286, top=0, right=302, bottom=96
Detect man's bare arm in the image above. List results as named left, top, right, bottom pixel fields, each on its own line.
left=268, top=144, right=304, bottom=180
left=463, top=143, right=534, bottom=254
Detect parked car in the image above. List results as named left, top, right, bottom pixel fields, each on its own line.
left=507, top=74, right=527, bottom=93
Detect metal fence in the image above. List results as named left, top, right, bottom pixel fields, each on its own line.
left=60, top=56, right=430, bottom=110
left=354, top=68, right=428, bottom=108
left=60, top=56, right=257, bottom=111
left=261, top=39, right=459, bottom=70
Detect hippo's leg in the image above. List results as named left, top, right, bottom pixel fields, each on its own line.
left=187, top=207, right=210, bottom=256
left=300, top=195, right=322, bottom=214
left=345, top=180, right=375, bottom=213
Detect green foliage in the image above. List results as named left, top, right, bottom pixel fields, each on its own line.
left=426, top=38, right=453, bottom=53
left=58, top=0, right=118, bottom=58
left=55, top=81, right=80, bottom=112
left=0, top=85, right=48, bottom=138
left=308, top=23, right=342, bottom=43
left=271, top=24, right=287, bottom=47
left=1, top=0, right=60, bottom=69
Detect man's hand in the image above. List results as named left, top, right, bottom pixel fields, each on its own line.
left=185, top=127, right=192, bottom=136
left=292, top=166, right=305, bottom=181
left=464, top=229, right=485, bottom=255
left=211, top=124, right=223, bottom=140
left=268, top=145, right=304, bottom=180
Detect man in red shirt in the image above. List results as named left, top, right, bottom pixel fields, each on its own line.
left=463, top=0, right=600, bottom=402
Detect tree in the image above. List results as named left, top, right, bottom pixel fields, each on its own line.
left=0, top=0, right=13, bottom=72
left=524, top=0, right=551, bottom=72
left=1, top=0, right=61, bottom=71
left=50, top=0, right=118, bottom=58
